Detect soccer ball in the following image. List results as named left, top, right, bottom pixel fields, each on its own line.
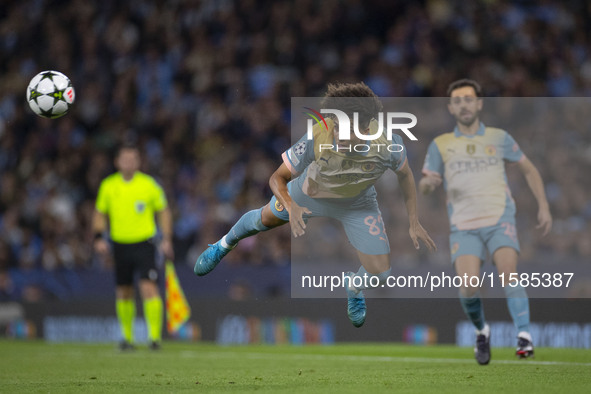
left=26, top=70, right=75, bottom=119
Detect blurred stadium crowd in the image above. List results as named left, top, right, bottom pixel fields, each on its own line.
left=0, top=0, right=590, bottom=301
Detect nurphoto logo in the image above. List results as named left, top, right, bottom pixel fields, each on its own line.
left=303, top=107, right=418, bottom=153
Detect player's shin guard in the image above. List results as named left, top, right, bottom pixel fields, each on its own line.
left=350, top=266, right=391, bottom=292
left=459, top=292, right=485, bottom=331
left=504, top=284, right=530, bottom=333
left=222, top=208, right=269, bottom=248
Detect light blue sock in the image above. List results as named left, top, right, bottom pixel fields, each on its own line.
left=459, top=292, right=485, bottom=331
left=504, top=284, right=530, bottom=333
left=352, top=266, right=391, bottom=291
left=223, top=208, right=269, bottom=246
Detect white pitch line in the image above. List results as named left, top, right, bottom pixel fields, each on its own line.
left=179, top=350, right=591, bottom=367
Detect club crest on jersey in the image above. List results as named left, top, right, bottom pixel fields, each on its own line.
left=466, top=144, right=476, bottom=155
left=135, top=201, right=146, bottom=213
left=361, top=163, right=376, bottom=172
left=274, top=200, right=285, bottom=212
left=485, top=145, right=496, bottom=156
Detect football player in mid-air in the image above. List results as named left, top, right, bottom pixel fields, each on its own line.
left=194, top=82, right=436, bottom=327
left=420, top=79, right=552, bottom=365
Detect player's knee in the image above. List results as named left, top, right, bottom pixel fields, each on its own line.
left=459, top=286, right=479, bottom=298
left=261, top=204, right=287, bottom=228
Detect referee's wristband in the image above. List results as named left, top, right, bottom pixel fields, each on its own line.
left=94, top=232, right=105, bottom=241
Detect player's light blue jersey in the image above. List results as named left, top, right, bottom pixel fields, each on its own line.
left=282, top=118, right=407, bottom=199
left=422, top=123, right=524, bottom=231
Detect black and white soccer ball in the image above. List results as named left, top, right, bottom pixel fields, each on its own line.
left=26, top=70, right=75, bottom=119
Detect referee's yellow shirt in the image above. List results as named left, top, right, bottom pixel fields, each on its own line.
left=95, top=171, right=167, bottom=244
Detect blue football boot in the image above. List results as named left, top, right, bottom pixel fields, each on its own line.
left=194, top=241, right=231, bottom=276
left=345, top=272, right=366, bottom=328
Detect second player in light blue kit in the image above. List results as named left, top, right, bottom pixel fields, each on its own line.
left=420, top=79, right=552, bottom=364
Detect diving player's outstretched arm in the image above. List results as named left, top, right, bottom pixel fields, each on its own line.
left=395, top=160, right=437, bottom=252
left=269, top=163, right=311, bottom=238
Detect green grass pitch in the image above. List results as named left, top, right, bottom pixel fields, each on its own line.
left=1, top=341, right=590, bottom=393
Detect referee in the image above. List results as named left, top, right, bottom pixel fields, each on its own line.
left=93, top=144, right=174, bottom=351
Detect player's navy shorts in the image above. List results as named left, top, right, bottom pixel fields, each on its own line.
left=112, top=239, right=158, bottom=285
left=449, top=221, right=520, bottom=264
left=269, top=181, right=390, bottom=255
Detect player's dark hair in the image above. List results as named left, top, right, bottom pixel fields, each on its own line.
left=447, top=79, right=483, bottom=97
left=116, top=142, right=140, bottom=157
left=321, top=82, right=383, bottom=128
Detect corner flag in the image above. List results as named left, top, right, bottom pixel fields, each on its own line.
left=165, top=260, right=191, bottom=334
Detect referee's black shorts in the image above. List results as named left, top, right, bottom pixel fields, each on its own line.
left=112, top=239, right=158, bottom=286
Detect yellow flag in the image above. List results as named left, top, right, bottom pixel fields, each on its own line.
left=165, top=260, right=191, bottom=334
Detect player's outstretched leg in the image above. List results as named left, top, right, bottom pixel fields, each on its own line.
left=516, top=331, right=534, bottom=358
left=345, top=272, right=366, bottom=328
left=474, top=324, right=491, bottom=365
left=194, top=208, right=270, bottom=276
